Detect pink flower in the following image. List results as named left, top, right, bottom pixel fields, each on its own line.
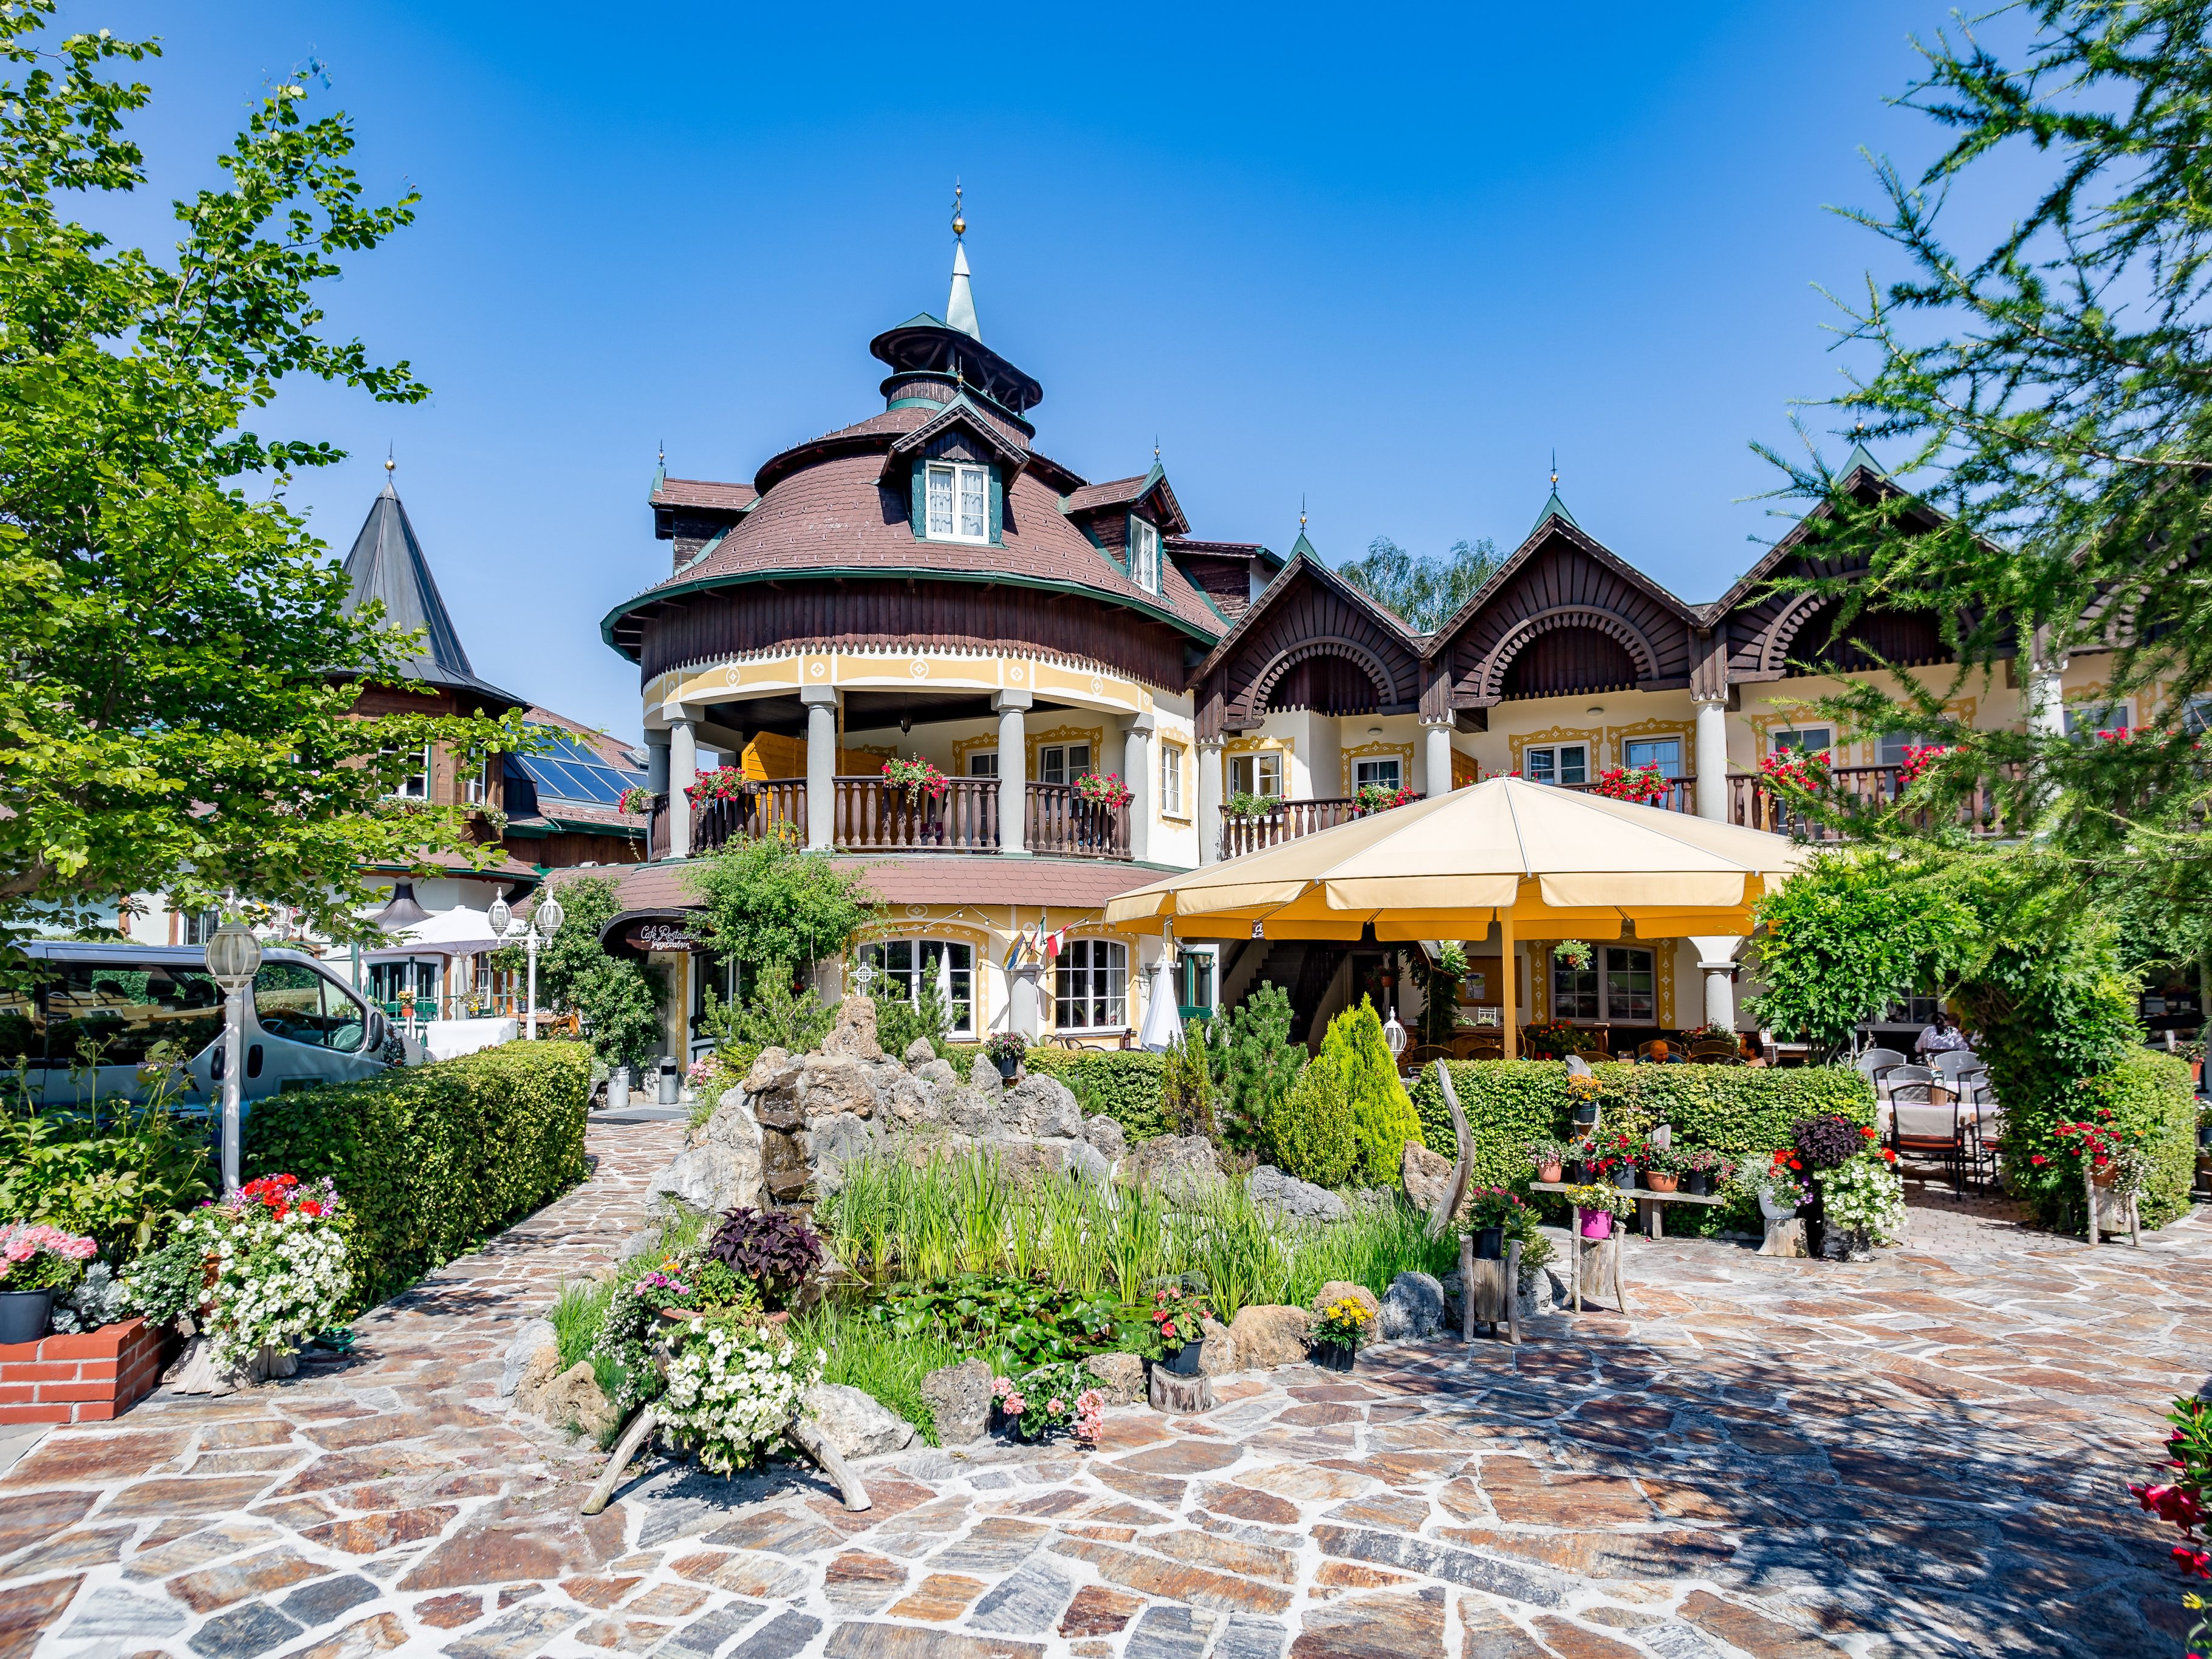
left=991, top=1377, right=1012, bottom=1400
left=1002, top=1393, right=1027, bottom=1415
left=1076, top=1390, right=1103, bottom=1412
left=1047, top=1398, right=1066, bottom=1415
left=3, top=1240, right=30, bottom=1263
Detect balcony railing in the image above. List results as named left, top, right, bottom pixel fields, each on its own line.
left=1727, top=765, right=2011, bottom=841
left=648, top=777, right=1127, bottom=860
left=1217, top=797, right=1361, bottom=860
left=1558, top=776, right=1699, bottom=815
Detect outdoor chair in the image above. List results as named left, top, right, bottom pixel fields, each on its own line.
left=1688, top=1039, right=1744, bottom=1065
left=1931, top=1048, right=1983, bottom=1084
left=1459, top=1038, right=1505, bottom=1061
left=1962, top=1100, right=2005, bottom=1192
left=1888, top=1069, right=1966, bottom=1195
left=1402, top=1042, right=1450, bottom=1075
left=1854, top=1045, right=1906, bottom=1083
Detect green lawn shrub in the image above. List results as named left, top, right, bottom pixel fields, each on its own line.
left=1407, top=1059, right=1874, bottom=1233
left=1324, top=999, right=1424, bottom=1185
left=1267, top=1044, right=1355, bottom=1188
left=242, top=1039, right=592, bottom=1308
left=1999, top=1049, right=2197, bottom=1230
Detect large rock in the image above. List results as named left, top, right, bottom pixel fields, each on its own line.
left=1248, top=1165, right=1347, bottom=1224
left=1086, top=1352, right=1145, bottom=1406
left=511, top=1344, right=565, bottom=1417
left=903, top=1037, right=937, bottom=1069
left=804, top=1382, right=916, bottom=1459
left=999, top=1072, right=1082, bottom=1139
left=1083, top=1115, right=1127, bottom=1161
left=801, top=1053, right=878, bottom=1119
left=653, top=1086, right=767, bottom=1214
left=499, top=1319, right=557, bottom=1399
left=1401, top=1143, right=1454, bottom=1216
left=913, top=1057, right=961, bottom=1093
left=1123, top=1134, right=1224, bottom=1199
left=819, top=993, right=885, bottom=1061
left=945, top=1083, right=1007, bottom=1136
left=1059, top=1137, right=1111, bottom=1186
left=1378, top=1271, right=1445, bottom=1342
left=1196, top=1316, right=1239, bottom=1377
left=542, top=1361, right=617, bottom=1439
left=1227, top=1304, right=1311, bottom=1369
left=744, top=1048, right=803, bottom=1128
left=920, top=1359, right=993, bottom=1446
left=804, top=1112, right=882, bottom=1194
left=875, top=1068, right=943, bottom=1129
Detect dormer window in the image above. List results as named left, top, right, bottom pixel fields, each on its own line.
left=1130, top=515, right=1161, bottom=593
left=925, top=462, right=990, bottom=542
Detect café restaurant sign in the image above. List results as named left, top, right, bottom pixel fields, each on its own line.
left=623, top=917, right=703, bottom=953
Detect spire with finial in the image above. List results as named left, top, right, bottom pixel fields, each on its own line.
left=1841, top=414, right=1883, bottom=481
left=1290, top=493, right=1318, bottom=562
left=1531, top=449, right=1578, bottom=533
left=652, top=439, right=666, bottom=494
left=382, top=445, right=396, bottom=497
left=945, top=180, right=981, bottom=341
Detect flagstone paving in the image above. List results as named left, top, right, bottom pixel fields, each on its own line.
left=2, top=1115, right=2206, bottom=1659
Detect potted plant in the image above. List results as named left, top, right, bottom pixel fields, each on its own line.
left=1310, top=1294, right=1371, bottom=1371
left=1523, top=1019, right=1583, bottom=1061
left=1465, top=1188, right=1527, bottom=1260
left=1072, top=770, right=1133, bottom=809
left=1639, top=1141, right=1685, bottom=1194
left=1525, top=1138, right=1573, bottom=1185
left=1149, top=1285, right=1214, bottom=1375
left=1586, top=1129, right=1639, bottom=1192
left=1678, top=1149, right=1732, bottom=1197
left=1351, top=781, right=1419, bottom=816
left=882, top=755, right=949, bottom=804
left=1566, top=1067, right=1602, bottom=1126
left=0, top=1225, right=97, bottom=1344
left=983, top=1030, right=1027, bottom=1084
left=1562, top=1183, right=1630, bottom=1240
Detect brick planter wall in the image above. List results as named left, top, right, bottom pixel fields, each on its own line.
left=0, top=1316, right=166, bottom=1423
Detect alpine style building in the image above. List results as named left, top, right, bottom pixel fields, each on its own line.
left=583, top=217, right=2183, bottom=1062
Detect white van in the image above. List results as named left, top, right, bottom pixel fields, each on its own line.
left=4, top=941, right=400, bottom=1113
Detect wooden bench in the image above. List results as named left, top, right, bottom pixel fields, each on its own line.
left=1528, top=1181, right=1726, bottom=1240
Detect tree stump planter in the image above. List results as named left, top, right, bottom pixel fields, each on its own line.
left=1148, top=1366, right=1215, bottom=1412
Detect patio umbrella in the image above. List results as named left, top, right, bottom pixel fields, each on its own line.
left=1103, top=776, right=1809, bottom=1058
left=1136, top=950, right=1182, bottom=1053
left=363, top=904, right=506, bottom=962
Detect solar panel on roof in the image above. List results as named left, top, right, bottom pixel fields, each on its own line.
left=513, top=729, right=648, bottom=808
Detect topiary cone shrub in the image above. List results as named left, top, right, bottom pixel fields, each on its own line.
left=1269, top=1044, right=1355, bottom=1189
left=1321, top=997, right=1424, bottom=1187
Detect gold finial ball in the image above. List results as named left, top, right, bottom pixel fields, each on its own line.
left=385, top=455, right=395, bottom=473
left=952, top=213, right=965, bottom=236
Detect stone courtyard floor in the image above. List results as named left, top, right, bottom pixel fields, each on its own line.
left=3, top=1117, right=2208, bottom=1659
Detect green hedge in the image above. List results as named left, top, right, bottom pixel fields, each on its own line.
left=1999, top=1050, right=2198, bottom=1230
left=242, top=1040, right=592, bottom=1309
left=1407, top=1060, right=1875, bottom=1233
left=943, top=1045, right=1173, bottom=1141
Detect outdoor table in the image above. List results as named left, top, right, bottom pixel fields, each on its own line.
left=1529, top=1181, right=1727, bottom=1240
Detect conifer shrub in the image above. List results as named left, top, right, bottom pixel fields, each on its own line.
left=1324, top=997, right=1425, bottom=1186
left=1267, top=1045, right=1355, bottom=1188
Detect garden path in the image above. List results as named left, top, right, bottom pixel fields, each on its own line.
left=2, top=1119, right=2207, bottom=1659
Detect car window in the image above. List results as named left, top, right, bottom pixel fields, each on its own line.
left=44, top=960, right=225, bottom=1070
left=254, top=962, right=368, bottom=1053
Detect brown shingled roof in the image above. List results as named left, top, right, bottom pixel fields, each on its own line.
left=651, top=476, right=758, bottom=513
left=1062, top=474, right=1152, bottom=513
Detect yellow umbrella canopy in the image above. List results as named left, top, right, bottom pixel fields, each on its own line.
left=1104, top=775, right=1810, bottom=1056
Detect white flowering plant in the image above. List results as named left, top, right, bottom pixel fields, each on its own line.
left=177, top=1175, right=352, bottom=1370
left=1817, top=1151, right=1908, bottom=1245
left=656, top=1317, right=824, bottom=1475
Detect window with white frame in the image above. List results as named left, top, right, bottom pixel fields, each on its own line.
left=384, top=745, right=431, bottom=799
left=859, top=938, right=974, bottom=1038
left=1129, top=516, right=1161, bottom=593
left=1549, top=945, right=1656, bottom=1025
left=1159, top=744, right=1185, bottom=816
left=1353, top=756, right=1402, bottom=792
left=1769, top=727, right=1832, bottom=757
left=1522, top=742, right=1588, bottom=785
left=967, top=751, right=998, bottom=778
left=1877, top=731, right=1927, bottom=766
left=2182, top=696, right=2212, bottom=736
left=1037, top=742, right=1091, bottom=785
left=466, top=753, right=494, bottom=804
left=924, top=462, right=990, bottom=543
left=1226, top=751, right=1282, bottom=799
left=1055, top=937, right=1127, bottom=1030
left=2064, top=700, right=2130, bottom=739
left=1623, top=737, right=1683, bottom=777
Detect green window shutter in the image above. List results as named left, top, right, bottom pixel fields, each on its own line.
left=910, top=460, right=926, bottom=539
left=989, top=470, right=1004, bottom=544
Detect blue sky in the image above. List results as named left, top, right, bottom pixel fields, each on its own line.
left=76, top=1, right=1975, bottom=740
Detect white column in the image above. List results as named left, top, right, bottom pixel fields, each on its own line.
left=995, top=689, right=1031, bottom=854
left=1197, top=737, right=1225, bottom=864
left=1122, top=713, right=1154, bottom=863
left=1689, top=934, right=1745, bottom=1029
left=667, top=713, right=697, bottom=859
left=803, top=685, right=838, bottom=850
left=1420, top=718, right=1455, bottom=798
left=2027, top=644, right=2068, bottom=739
left=1693, top=698, right=1729, bottom=821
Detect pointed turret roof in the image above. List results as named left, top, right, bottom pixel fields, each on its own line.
left=1840, top=439, right=1883, bottom=481
left=947, top=239, right=981, bottom=340
left=340, top=471, right=522, bottom=707
left=1529, top=487, right=1578, bottom=534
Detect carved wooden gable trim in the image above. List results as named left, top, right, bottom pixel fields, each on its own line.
left=1193, top=561, right=1421, bottom=739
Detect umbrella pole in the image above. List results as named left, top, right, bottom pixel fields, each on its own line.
left=1501, top=906, right=1518, bottom=1061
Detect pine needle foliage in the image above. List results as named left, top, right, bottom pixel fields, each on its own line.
left=1323, top=997, right=1425, bottom=1186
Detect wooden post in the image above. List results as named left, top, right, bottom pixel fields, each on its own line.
left=1569, top=1211, right=1583, bottom=1313
left=2085, top=1163, right=2100, bottom=1247
left=1459, top=1232, right=1475, bottom=1342
left=1501, top=901, right=1518, bottom=1060
left=1505, top=1239, right=1522, bottom=1346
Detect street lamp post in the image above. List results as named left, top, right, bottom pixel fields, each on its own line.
left=205, top=920, right=263, bottom=1197
left=489, top=892, right=565, bottom=1039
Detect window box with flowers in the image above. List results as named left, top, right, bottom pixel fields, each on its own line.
left=1352, top=781, right=1419, bottom=816
left=618, top=784, right=656, bottom=815
left=685, top=765, right=752, bottom=806
left=1759, top=747, right=1831, bottom=794
left=1072, top=770, right=1132, bottom=809
left=1590, top=764, right=1670, bottom=804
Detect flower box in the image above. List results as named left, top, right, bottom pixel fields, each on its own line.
left=0, top=1317, right=168, bottom=1425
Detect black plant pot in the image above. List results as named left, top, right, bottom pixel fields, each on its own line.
left=1683, top=1169, right=1711, bottom=1197
left=1564, top=1160, right=1587, bottom=1184
left=0, top=1288, right=52, bottom=1346
left=1612, top=1168, right=1638, bottom=1193
left=1572, top=1102, right=1600, bottom=1127
left=994, top=1054, right=1020, bottom=1083
left=1163, top=1339, right=1205, bottom=1376
left=1473, top=1225, right=1506, bottom=1260
left=1313, top=1343, right=1355, bottom=1373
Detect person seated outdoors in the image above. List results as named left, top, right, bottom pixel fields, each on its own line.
left=1915, top=1009, right=1971, bottom=1056
left=1637, top=1038, right=1687, bottom=1064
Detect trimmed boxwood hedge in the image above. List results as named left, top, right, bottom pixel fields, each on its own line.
left=241, top=1039, right=592, bottom=1309
left=1406, top=1060, right=1875, bottom=1233
left=943, top=1045, right=1173, bottom=1141
left=1999, top=1049, right=2197, bottom=1230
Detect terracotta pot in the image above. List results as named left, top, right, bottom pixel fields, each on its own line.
left=2090, top=1165, right=2118, bottom=1188
left=1645, top=1172, right=1680, bottom=1194
left=1536, top=1162, right=1564, bottom=1184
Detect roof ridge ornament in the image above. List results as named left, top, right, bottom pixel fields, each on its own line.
left=946, top=180, right=981, bottom=342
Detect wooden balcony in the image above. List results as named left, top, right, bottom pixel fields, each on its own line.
left=1558, top=776, right=1699, bottom=815
left=1217, top=797, right=1362, bottom=860
left=1727, top=764, right=2011, bottom=841
left=648, top=777, right=1129, bottom=860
